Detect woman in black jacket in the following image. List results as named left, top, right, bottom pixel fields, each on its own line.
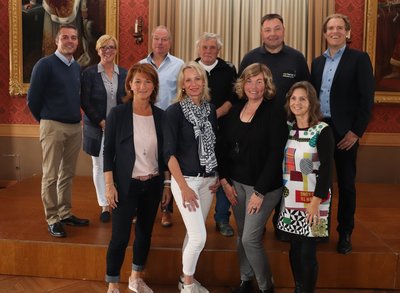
left=103, top=63, right=171, bottom=293
left=219, top=63, right=287, bottom=293
left=81, top=34, right=127, bottom=222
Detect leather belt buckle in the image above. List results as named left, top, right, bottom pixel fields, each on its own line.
left=134, top=173, right=159, bottom=181
left=197, top=172, right=216, bottom=178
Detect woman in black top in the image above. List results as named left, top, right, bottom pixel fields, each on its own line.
left=163, top=61, right=218, bottom=293
left=219, top=63, right=287, bottom=293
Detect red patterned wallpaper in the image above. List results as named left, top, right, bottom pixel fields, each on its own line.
left=0, top=0, right=149, bottom=125
left=119, top=0, right=149, bottom=69
left=0, top=0, right=399, bottom=133
left=335, top=0, right=400, bottom=133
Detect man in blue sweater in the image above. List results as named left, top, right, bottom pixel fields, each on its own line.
left=27, top=24, right=89, bottom=238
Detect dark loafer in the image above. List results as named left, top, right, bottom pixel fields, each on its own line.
left=61, top=215, right=89, bottom=226
left=48, top=222, right=66, bottom=238
left=232, top=280, right=253, bottom=293
left=216, top=222, right=234, bottom=237
left=100, top=211, right=111, bottom=223
left=337, top=233, right=352, bottom=254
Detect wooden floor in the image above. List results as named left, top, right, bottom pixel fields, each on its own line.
left=0, top=274, right=396, bottom=293
left=0, top=176, right=400, bottom=292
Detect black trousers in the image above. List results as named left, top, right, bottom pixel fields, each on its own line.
left=290, top=237, right=318, bottom=293
left=334, top=137, right=359, bottom=235
left=106, top=176, right=162, bottom=279
left=323, top=119, right=358, bottom=236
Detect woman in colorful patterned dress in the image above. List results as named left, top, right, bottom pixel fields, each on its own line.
left=277, top=81, right=334, bottom=293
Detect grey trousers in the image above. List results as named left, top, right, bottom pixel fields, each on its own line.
left=232, top=180, right=282, bottom=291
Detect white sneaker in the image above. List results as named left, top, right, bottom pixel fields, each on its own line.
left=128, top=277, right=153, bottom=293
left=180, top=282, right=209, bottom=293
left=178, top=276, right=201, bottom=290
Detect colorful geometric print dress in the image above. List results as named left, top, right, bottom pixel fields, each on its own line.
left=277, top=121, right=331, bottom=238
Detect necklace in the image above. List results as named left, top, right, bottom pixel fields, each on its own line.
left=240, top=102, right=257, bottom=122
left=133, top=113, right=153, bottom=157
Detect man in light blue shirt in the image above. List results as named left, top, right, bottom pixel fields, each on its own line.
left=319, top=45, right=345, bottom=118
left=311, top=14, right=374, bottom=257
left=140, top=25, right=184, bottom=110
left=140, top=25, right=184, bottom=227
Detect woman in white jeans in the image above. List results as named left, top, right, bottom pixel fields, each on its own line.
left=163, top=61, right=219, bottom=293
left=81, top=35, right=127, bottom=222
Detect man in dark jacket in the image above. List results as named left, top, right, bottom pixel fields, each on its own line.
left=311, top=14, right=374, bottom=254
left=195, top=32, right=238, bottom=237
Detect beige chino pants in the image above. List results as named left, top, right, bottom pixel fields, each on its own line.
left=40, top=119, right=82, bottom=225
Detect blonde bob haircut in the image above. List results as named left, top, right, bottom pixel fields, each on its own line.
left=175, top=61, right=210, bottom=102
left=235, top=63, right=276, bottom=100
left=95, top=34, right=118, bottom=51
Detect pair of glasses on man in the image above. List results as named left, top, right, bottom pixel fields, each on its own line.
left=100, top=45, right=116, bottom=51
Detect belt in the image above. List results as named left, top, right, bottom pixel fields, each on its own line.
left=133, top=173, right=159, bottom=181
left=184, top=171, right=217, bottom=178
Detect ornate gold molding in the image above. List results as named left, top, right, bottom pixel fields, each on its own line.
left=8, top=2, right=26, bottom=96
left=8, top=1, right=119, bottom=96
left=365, top=0, right=400, bottom=103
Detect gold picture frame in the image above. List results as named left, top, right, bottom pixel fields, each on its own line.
left=9, top=1, right=119, bottom=96
left=365, top=0, right=400, bottom=103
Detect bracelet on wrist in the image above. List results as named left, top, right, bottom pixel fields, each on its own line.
left=164, top=180, right=171, bottom=184
left=254, top=190, right=264, bottom=199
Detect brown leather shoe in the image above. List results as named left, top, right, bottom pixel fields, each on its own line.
left=161, top=211, right=172, bottom=227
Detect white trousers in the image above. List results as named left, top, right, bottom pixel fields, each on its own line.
left=171, top=175, right=216, bottom=276
left=91, top=135, right=107, bottom=207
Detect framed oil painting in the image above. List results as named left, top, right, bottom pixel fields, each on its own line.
left=9, top=0, right=119, bottom=96
left=365, top=0, right=400, bottom=103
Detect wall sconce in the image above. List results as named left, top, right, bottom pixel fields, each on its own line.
left=134, top=16, right=144, bottom=44
left=346, top=31, right=351, bottom=44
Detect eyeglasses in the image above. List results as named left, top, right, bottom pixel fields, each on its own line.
left=100, top=45, right=116, bottom=51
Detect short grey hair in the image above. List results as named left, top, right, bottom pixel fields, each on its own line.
left=195, top=32, right=223, bottom=50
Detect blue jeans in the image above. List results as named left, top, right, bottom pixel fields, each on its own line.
left=214, top=186, right=231, bottom=223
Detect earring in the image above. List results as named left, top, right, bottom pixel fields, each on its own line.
left=182, top=88, right=186, bottom=93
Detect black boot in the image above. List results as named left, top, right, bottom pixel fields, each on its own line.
left=294, top=281, right=303, bottom=293
left=302, top=263, right=318, bottom=293
left=232, top=280, right=253, bottom=293
left=337, top=233, right=352, bottom=254
left=289, top=242, right=303, bottom=293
